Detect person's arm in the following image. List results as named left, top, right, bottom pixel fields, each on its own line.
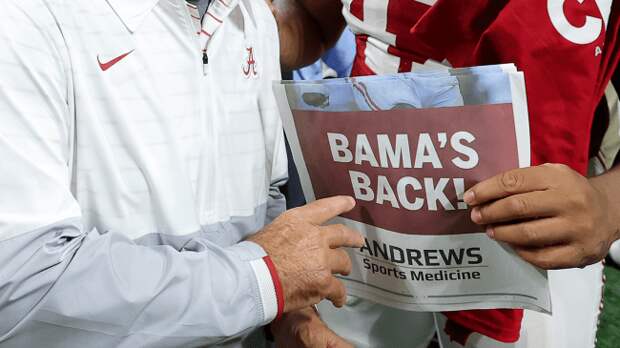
left=464, top=163, right=620, bottom=269
left=270, top=0, right=346, bottom=71
left=0, top=3, right=281, bottom=345
left=0, top=2, right=362, bottom=346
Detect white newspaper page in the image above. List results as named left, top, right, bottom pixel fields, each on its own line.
left=274, top=66, right=551, bottom=313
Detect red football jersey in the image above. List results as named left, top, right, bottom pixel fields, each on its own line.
left=343, top=0, right=620, bottom=343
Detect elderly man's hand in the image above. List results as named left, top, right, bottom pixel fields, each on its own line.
left=465, top=163, right=620, bottom=269
left=248, top=196, right=364, bottom=313
left=271, top=307, right=353, bottom=348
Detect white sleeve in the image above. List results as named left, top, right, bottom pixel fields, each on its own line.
left=0, top=1, right=279, bottom=346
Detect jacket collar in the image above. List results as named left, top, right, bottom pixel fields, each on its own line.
left=106, top=0, right=161, bottom=32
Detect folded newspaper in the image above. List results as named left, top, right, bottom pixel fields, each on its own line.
left=273, top=64, right=551, bottom=313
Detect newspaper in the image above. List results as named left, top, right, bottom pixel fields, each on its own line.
left=274, top=64, right=551, bottom=313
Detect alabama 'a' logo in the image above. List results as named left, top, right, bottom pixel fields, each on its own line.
left=547, top=0, right=611, bottom=45
left=243, top=47, right=258, bottom=78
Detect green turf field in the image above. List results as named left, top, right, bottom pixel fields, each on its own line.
left=597, top=265, right=620, bottom=348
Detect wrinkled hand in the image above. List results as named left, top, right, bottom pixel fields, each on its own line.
left=465, top=163, right=619, bottom=269
left=248, top=196, right=364, bottom=312
left=271, top=307, right=353, bottom=348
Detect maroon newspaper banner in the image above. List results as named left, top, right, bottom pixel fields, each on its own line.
left=293, top=103, right=518, bottom=235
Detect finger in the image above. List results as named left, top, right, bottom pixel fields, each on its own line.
left=471, top=191, right=560, bottom=225
left=487, top=217, right=570, bottom=247
left=464, top=165, right=554, bottom=206
left=324, top=278, right=347, bottom=307
left=327, top=249, right=353, bottom=275
left=322, top=224, right=365, bottom=248
left=325, top=329, right=354, bottom=348
left=292, top=196, right=356, bottom=225
left=513, top=244, right=583, bottom=270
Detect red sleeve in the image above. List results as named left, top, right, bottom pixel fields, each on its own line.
left=443, top=309, right=523, bottom=344
left=408, top=1, right=620, bottom=345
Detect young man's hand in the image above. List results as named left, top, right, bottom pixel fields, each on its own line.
left=248, top=196, right=364, bottom=313
left=271, top=307, right=353, bottom=348
left=465, top=163, right=620, bottom=269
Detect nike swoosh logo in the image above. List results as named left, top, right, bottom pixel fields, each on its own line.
left=97, top=50, right=134, bottom=71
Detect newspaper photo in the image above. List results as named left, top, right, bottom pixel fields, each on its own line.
left=274, top=64, right=551, bottom=313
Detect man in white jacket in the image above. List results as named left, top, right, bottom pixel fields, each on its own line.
left=0, top=0, right=363, bottom=346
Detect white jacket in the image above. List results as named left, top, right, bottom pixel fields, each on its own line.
left=0, top=0, right=287, bottom=346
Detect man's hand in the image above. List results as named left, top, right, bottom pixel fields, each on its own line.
left=271, top=307, right=353, bottom=348
left=465, top=163, right=620, bottom=269
left=248, top=196, right=364, bottom=312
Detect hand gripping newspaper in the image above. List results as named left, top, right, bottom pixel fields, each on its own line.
left=273, top=64, right=551, bottom=313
